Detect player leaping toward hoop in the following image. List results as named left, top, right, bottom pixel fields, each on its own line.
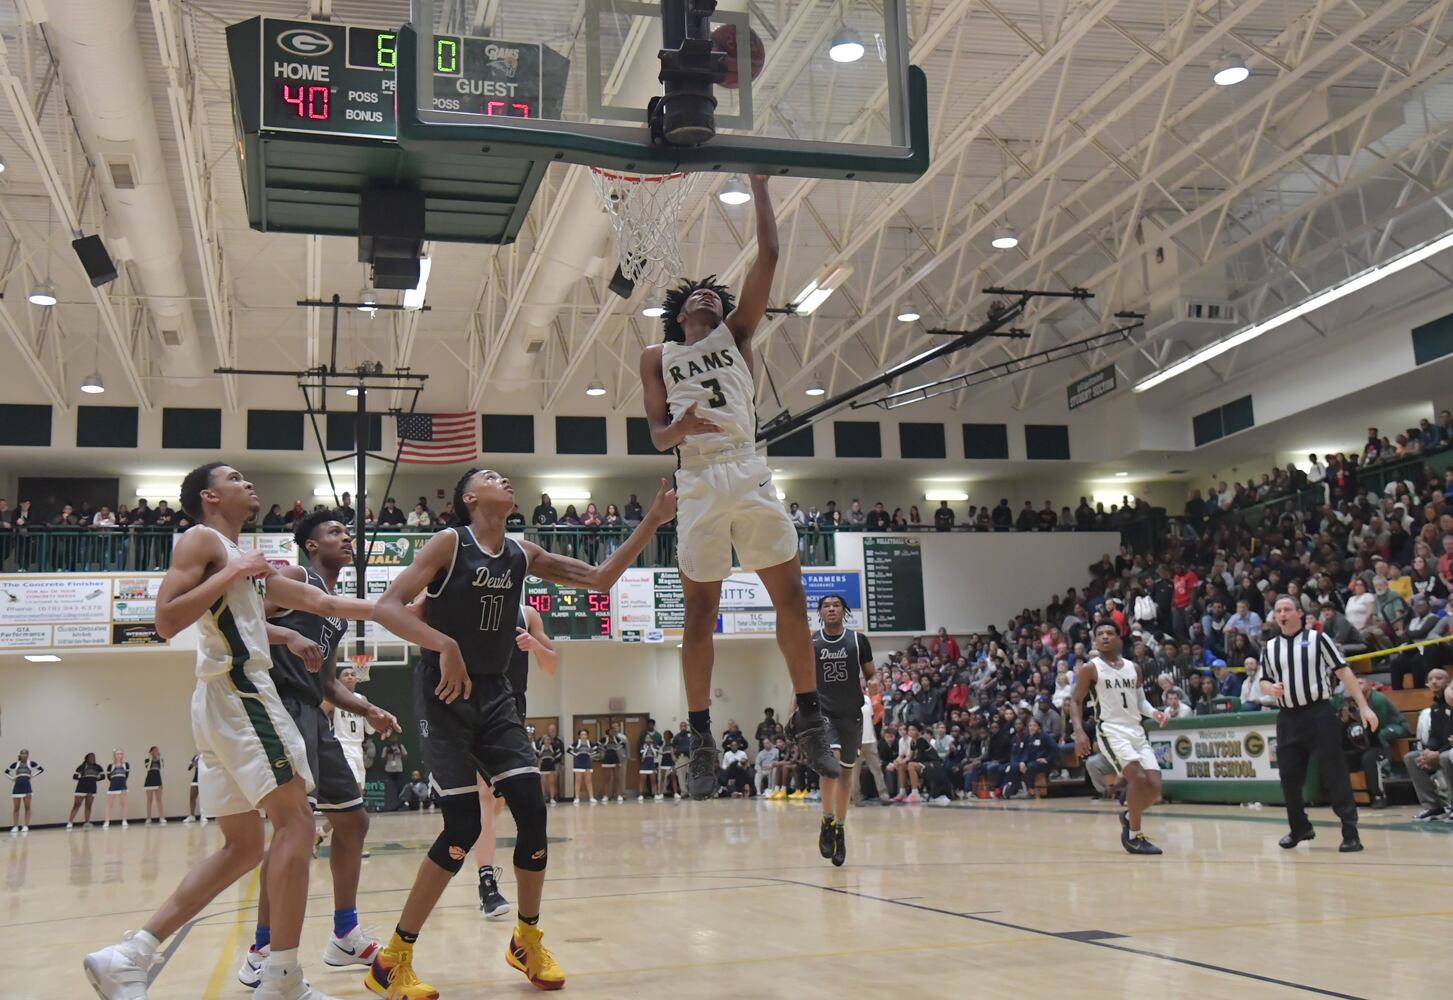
left=1069, top=623, right=1169, bottom=856
left=639, top=174, right=841, bottom=799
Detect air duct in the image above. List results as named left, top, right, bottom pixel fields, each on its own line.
left=42, top=0, right=207, bottom=379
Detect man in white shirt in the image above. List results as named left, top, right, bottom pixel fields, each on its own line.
left=753, top=739, right=779, bottom=796
left=1239, top=656, right=1277, bottom=710
left=1306, top=453, right=1326, bottom=485
left=1164, top=691, right=1192, bottom=719
left=722, top=745, right=751, bottom=797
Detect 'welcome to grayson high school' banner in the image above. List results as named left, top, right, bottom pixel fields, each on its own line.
left=1146, top=714, right=1285, bottom=804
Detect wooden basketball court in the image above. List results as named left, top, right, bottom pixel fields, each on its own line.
left=12, top=797, right=1445, bottom=999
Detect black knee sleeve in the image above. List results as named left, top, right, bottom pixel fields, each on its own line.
left=426, top=794, right=482, bottom=874
left=500, top=775, right=549, bottom=872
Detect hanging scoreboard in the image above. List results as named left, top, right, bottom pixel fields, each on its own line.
left=236, top=17, right=558, bottom=142
left=524, top=576, right=612, bottom=641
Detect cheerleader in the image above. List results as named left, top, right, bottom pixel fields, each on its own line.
left=537, top=723, right=563, bottom=805
left=638, top=733, right=661, bottom=801
left=6, top=749, right=43, bottom=834
left=142, top=746, right=166, bottom=825
left=658, top=734, right=680, bottom=800
left=182, top=753, right=207, bottom=824
left=103, top=749, right=129, bottom=828
left=570, top=730, right=599, bottom=804
left=68, top=752, right=105, bottom=829
left=599, top=722, right=629, bottom=803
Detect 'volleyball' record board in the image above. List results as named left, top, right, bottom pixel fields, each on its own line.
left=863, top=536, right=925, bottom=633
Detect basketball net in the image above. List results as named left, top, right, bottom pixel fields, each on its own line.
left=589, top=167, right=696, bottom=288
left=349, top=653, right=374, bottom=683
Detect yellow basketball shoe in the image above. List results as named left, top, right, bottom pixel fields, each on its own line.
left=363, top=940, right=439, bottom=999
left=506, top=921, right=565, bottom=991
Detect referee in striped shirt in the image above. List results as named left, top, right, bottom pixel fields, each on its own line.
left=1260, top=595, right=1379, bottom=852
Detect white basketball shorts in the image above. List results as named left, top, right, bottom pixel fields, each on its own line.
left=675, top=448, right=798, bottom=583
left=190, top=666, right=313, bottom=818
left=341, top=745, right=366, bottom=787
left=1097, top=721, right=1158, bottom=775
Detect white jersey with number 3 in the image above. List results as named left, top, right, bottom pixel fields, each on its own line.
left=661, top=322, right=757, bottom=459
left=1091, top=656, right=1143, bottom=729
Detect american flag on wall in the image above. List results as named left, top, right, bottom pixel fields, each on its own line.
left=395, top=412, right=478, bottom=465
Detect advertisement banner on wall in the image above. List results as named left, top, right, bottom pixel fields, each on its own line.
left=614, top=569, right=862, bottom=637
left=0, top=624, right=53, bottom=647
left=0, top=573, right=169, bottom=651
left=0, top=577, right=111, bottom=625
left=111, top=623, right=165, bottom=646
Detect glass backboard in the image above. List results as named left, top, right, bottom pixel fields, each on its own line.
left=400, top=0, right=928, bottom=182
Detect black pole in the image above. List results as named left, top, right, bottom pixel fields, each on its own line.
left=353, top=385, right=367, bottom=656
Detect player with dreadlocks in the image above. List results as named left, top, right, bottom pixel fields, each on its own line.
left=361, top=467, right=675, bottom=997
left=638, top=175, right=841, bottom=801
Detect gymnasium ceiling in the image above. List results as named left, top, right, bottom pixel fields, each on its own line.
left=3, top=0, right=1453, bottom=446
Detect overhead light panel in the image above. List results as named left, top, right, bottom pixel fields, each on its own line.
left=1135, top=228, right=1453, bottom=393
left=344, top=387, right=361, bottom=396
left=402, top=257, right=430, bottom=310
left=1115, top=471, right=1129, bottom=478
left=641, top=304, right=666, bottom=318
left=792, top=265, right=852, bottom=315
left=79, top=371, right=105, bottom=395
left=357, top=289, right=378, bottom=316
left=829, top=26, right=864, bottom=63
left=1212, top=52, right=1250, bottom=87
left=548, top=488, right=592, bottom=502
left=924, top=490, right=968, bottom=502
left=805, top=380, right=826, bottom=396
left=585, top=380, right=607, bottom=397
left=135, top=486, right=174, bottom=498
left=717, top=174, right=752, bottom=206
left=896, top=303, right=921, bottom=322
left=990, top=225, right=1019, bottom=250
left=28, top=282, right=57, bottom=306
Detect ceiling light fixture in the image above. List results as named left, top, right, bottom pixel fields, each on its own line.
left=402, top=257, right=431, bottom=310
left=1115, top=471, right=1129, bottom=478
left=585, top=380, right=607, bottom=397
left=1135, top=227, right=1453, bottom=393
left=356, top=289, right=378, bottom=316
left=805, top=380, right=826, bottom=396
left=641, top=304, right=665, bottom=318
left=28, top=281, right=57, bottom=306
left=924, top=490, right=969, bottom=502
left=717, top=174, right=752, bottom=206
left=829, top=26, right=865, bottom=63
left=548, top=488, right=592, bottom=502
left=80, top=371, right=105, bottom=394
left=896, top=303, right=921, bottom=322
left=791, top=265, right=852, bottom=315
left=1212, top=51, right=1250, bottom=86
left=344, top=387, right=361, bottom=396
left=990, top=225, right=1019, bottom=250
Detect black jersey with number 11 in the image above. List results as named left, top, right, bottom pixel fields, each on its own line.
left=422, top=526, right=528, bottom=677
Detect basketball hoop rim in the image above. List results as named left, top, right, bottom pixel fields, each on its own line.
left=589, top=166, right=688, bottom=184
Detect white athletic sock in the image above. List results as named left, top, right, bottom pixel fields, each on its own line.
left=130, top=930, right=161, bottom=958
left=262, top=947, right=299, bottom=982
left=1129, top=829, right=1141, bottom=838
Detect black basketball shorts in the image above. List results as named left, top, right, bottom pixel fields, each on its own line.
left=279, top=693, right=364, bottom=811
left=414, top=667, right=539, bottom=799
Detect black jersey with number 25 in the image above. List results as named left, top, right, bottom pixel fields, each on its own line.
left=812, top=627, right=873, bottom=717
left=422, top=526, right=528, bottom=677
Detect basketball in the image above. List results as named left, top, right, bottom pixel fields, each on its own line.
left=712, top=23, right=765, bottom=90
